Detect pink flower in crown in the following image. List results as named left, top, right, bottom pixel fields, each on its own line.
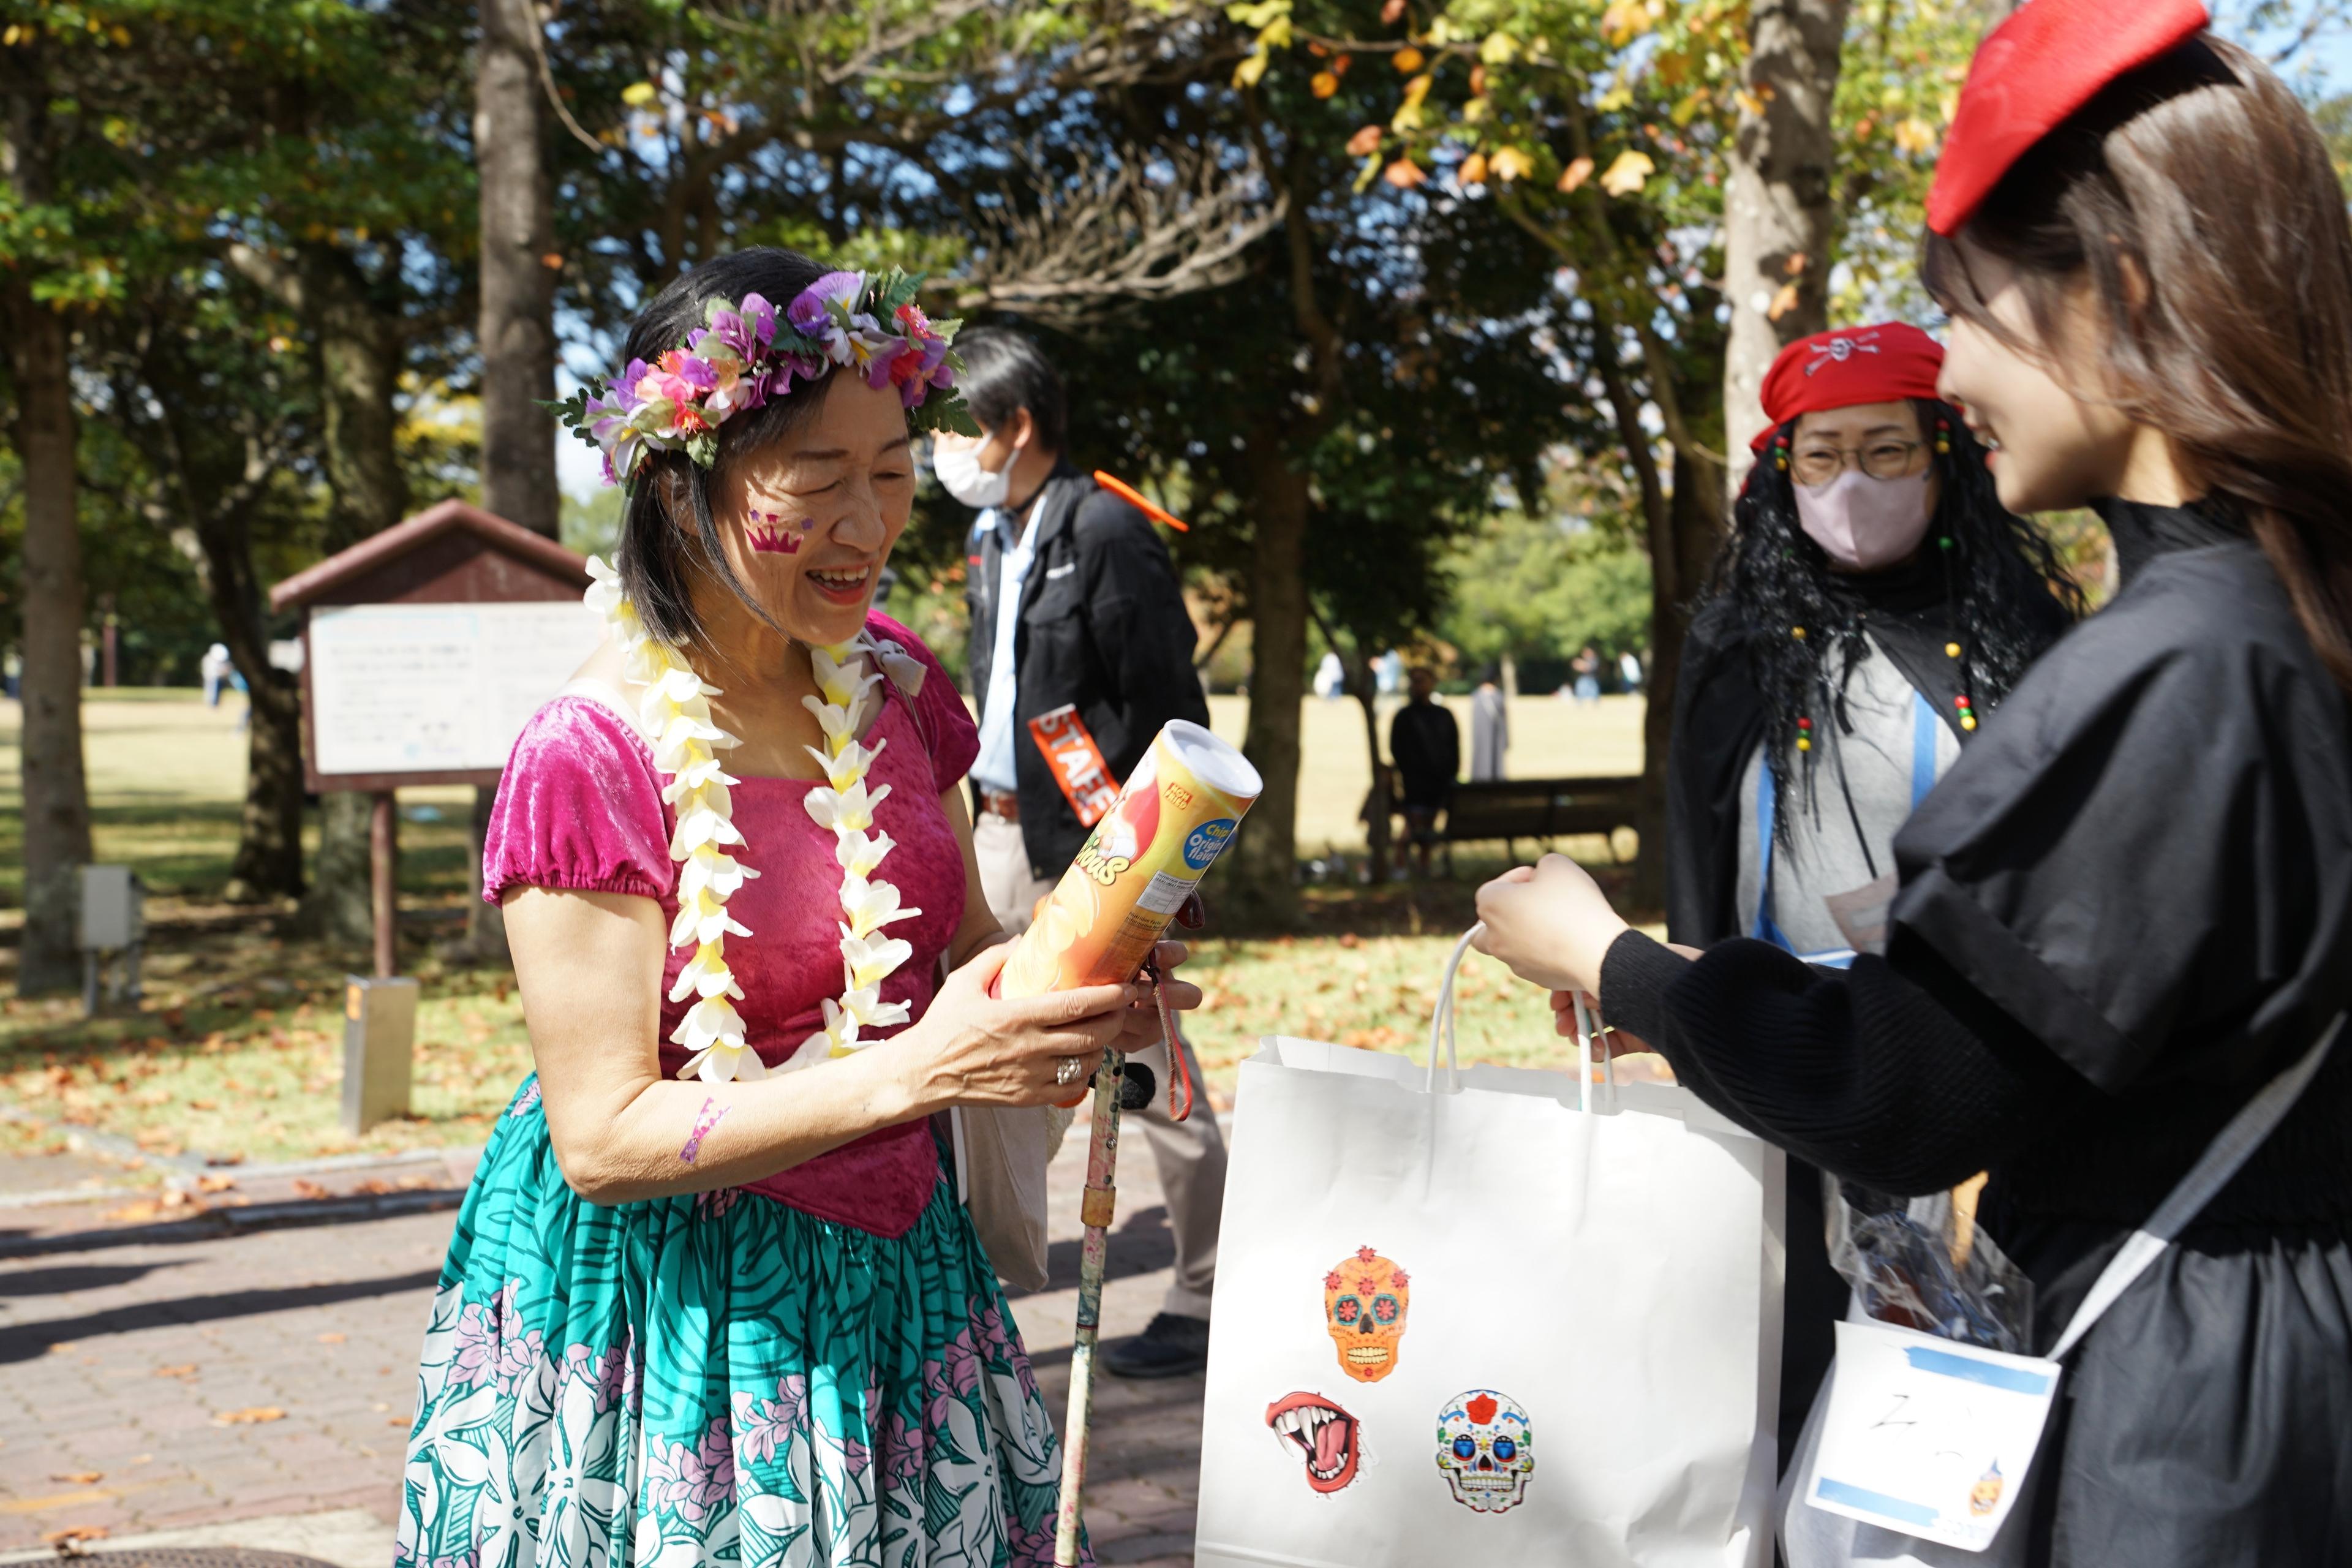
left=644, top=349, right=718, bottom=420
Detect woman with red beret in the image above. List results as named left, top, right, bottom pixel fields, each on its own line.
left=1477, top=1, right=2352, bottom=1559
left=1667, top=321, right=2079, bottom=1470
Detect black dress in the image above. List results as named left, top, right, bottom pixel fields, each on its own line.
left=1663, top=552, right=2071, bottom=1472
left=1607, top=498, right=2352, bottom=1566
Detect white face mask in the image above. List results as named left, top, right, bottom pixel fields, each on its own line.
left=932, top=437, right=1011, bottom=510
left=1794, top=467, right=1934, bottom=571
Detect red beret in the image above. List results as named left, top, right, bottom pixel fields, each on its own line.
left=1752, top=323, right=1946, bottom=452
left=1926, top=0, right=2209, bottom=236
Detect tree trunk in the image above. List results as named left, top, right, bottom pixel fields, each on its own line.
left=296, top=244, right=409, bottom=952
left=181, top=516, right=306, bottom=902
left=229, top=670, right=306, bottom=902
left=4, top=56, right=95, bottom=996
left=6, top=296, right=93, bottom=993
left=1720, top=0, right=1852, bottom=486
left=1630, top=449, right=1725, bottom=913
left=469, top=0, right=560, bottom=962
left=1228, top=434, right=1310, bottom=925
left=476, top=0, right=559, bottom=541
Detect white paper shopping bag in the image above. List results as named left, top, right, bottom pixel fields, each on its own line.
left=1193, top=930, right=1785, bottom=1568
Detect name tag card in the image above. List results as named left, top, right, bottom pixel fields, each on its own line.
left=1805, top=1319, right=2060, bottom=1553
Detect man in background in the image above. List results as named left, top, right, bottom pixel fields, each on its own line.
left=1389, top=666, right=1458, bottom=878
left=1469, top=663, right=1510, bottom=781
left=940, top=325, right=1229, bottom=1379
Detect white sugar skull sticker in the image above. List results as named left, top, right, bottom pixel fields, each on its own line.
left=1434, top=1389, right=1534, bottom=1514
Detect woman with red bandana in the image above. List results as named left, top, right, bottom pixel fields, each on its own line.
left=1477, top=1, right=2352, bottom=1559
left=1665, top=321, right=2079, bottom=1479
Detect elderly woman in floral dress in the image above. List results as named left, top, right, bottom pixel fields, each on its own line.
left=393, top=248, right=1194, bottom=1568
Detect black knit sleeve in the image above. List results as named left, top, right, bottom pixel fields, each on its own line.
left=1598, top=930, right=2094, bottom=1195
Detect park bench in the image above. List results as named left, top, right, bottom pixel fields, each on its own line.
left=1433, top=775, right=1644, bottom=871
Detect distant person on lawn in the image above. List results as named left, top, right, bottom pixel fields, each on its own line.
left=1469, top=663, right=1509, bottom=780
left=1389, top=666, right=1458, bottom=878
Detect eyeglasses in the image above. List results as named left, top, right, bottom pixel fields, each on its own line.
left=1790, top=440, right=1926, bottom=487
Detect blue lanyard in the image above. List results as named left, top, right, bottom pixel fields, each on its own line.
left=1751, top=692, right=1943, bottom=966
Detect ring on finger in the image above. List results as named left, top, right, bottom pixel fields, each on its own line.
left=1053, top=1055, right=1087, bottom=1087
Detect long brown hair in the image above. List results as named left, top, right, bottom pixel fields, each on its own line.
left=1922, top=34, right=2352, bottom=693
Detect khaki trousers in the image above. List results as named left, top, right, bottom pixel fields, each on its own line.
left=974, top=810, right=1226, bottom=1318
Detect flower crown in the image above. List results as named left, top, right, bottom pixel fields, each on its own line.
left=552, top=268, right=978, bottom=487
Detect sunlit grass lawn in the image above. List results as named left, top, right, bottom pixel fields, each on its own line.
left=1, top=688, right=1649, bottom=1163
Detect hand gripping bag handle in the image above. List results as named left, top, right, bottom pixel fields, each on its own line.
left=1425, top=923, right=1613, bottom=1112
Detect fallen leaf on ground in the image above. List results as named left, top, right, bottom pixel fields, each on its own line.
left=43, top=1526, right=109, bottom=1550
left=154, top=1364, right=197, bottom=1378
left=292, top=1179, right=331, bottom=1200
left=386, top=1414, right=413, bottom=1427
left=48, top=1472, right=102, bottom=1484
left=194, top=1174, right=238, bottom=1193
left=317, top=1332, right=346, bottom=1344
left=215, top=1406, right=285, bottom=1425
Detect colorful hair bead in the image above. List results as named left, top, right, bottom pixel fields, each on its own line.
left=1934, top=416, right=1951, bottom=455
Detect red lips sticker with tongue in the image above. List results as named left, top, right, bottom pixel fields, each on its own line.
left=1265, top=1390, right=1371, bottom=1495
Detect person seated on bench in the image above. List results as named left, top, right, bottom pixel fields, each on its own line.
left=1389, top=665, right=1458, bottom=878
left=1664, top=320, right=2081, bottom=1478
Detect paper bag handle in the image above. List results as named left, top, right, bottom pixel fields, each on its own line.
left=1424, top=923, right=1615, bottom=1112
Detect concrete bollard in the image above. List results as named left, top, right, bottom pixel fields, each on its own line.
left=342, top=974, right=419, bottom=1135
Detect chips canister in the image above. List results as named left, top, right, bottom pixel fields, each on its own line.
left=997, top=720, right=1261, bottom=1003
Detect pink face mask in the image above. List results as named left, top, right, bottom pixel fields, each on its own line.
left=1794, top=467, right=1934, bottom=571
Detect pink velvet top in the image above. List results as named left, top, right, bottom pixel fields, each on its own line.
left=483, top=612, right=980, bottom=1237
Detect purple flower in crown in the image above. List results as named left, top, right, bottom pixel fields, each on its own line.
left=700, top=292, right=776, bottom=361
left=586, top=365, right=650, bottom=483
left=788, top=270, right=866, bottom=355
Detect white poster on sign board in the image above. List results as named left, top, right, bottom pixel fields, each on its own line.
left=309, top=600, right=602, bottom=777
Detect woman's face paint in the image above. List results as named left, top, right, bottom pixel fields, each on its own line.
left=745, top=510, right=809, bottom=555
left=680, top=1096, right=729, bottom=1164
left=705, top=378, right=915, bottom=650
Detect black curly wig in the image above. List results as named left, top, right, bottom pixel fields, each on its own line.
left=1705, top=398, right=2086, bottom=843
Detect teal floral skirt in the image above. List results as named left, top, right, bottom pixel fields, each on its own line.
left=394, top=1079, right=1087, bottom=1568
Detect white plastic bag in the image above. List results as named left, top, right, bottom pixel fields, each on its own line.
left=1193, top=929, right=1785, bottom=1567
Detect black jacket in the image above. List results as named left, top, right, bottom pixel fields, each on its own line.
left=965, top=463, right=1208, bottom=877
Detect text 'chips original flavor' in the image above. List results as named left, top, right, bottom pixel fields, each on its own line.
left=997, top=720, right=1261, bottom=1002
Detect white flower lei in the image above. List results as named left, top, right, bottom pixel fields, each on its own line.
left=584, top=556, right=921, bottom=1084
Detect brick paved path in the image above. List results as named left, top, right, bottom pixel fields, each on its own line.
left=0, top=1129, right=1207, bottom=1566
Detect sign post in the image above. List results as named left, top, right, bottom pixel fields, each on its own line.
left=272, top=500, right=594, bottom=1133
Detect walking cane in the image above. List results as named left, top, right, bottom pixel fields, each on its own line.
left=1054, top=956, right=1195, bottom=1567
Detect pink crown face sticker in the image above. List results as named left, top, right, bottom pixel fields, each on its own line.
left=746, top=510, right=806, bottom=554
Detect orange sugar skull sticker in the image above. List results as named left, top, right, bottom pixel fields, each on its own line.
left=1325, top=1245, right=1409, bottom=1383
left=1969, top=1460, right=2004, bottom=1517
